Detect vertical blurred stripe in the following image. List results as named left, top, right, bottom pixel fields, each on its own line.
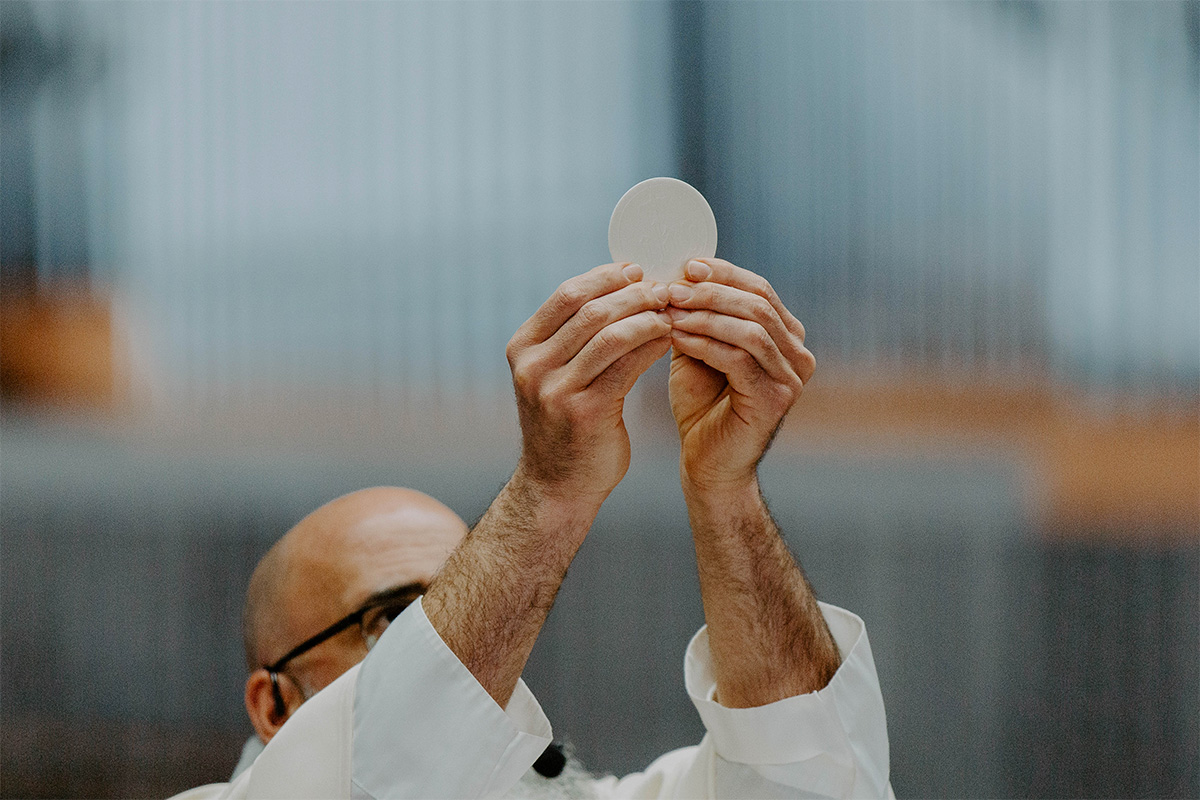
left=65, top=1, right=675, bottom=421
left=697, top=2, right=1197, bottom=394
left=28, top=1, right=1199, bottom=418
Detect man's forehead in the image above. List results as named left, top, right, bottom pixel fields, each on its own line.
left=281, top=489, right=465, bottom=609
left=352, top=498, right=467, bottom=537
left=307, top=488, right=463, bottom=534
left=288, top=490, right=460, bottom=552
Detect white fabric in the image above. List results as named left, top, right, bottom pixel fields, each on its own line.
left=231, top=737, right=264, bottom=781
left=352, top=598, right=553, bottom=799
left=171, top=598, right=890, bottom=800
left=590, top=603, right=891, bottom=799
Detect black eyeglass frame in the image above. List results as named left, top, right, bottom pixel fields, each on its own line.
left=265, top=583, right=423, bottom=716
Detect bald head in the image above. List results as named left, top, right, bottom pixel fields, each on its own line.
left=242, top=487, right=468, bottom=672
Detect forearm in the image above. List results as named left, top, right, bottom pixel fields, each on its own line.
left=685, top=477, right=840, bottom=708
left=422, top=466, right=601, bottom=707
left=428, top=261, right=666, bottom=708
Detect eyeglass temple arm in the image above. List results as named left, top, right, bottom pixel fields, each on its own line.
left=265, top=612, right=363, bottom=674
left=263, top=583, right=426, bottom=673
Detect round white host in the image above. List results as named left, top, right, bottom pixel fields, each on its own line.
left=608, top=177, right=718, bottom=282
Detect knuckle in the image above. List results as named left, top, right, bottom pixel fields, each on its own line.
left=535, top=376, right=566, bottom=409
left=510, top=357, right=536, bottom=389
left=749, top=297, right=775, bottom=325
left=652, top=311, right=672, bottom=334
left=766, top=382, right=788, bottom=407
left=512, top=368, right=535, bottom=400
left=594, top=326, right=621, bottom=353
left=639, top=308, right=664, bottom=329
left=510, top=353, right=549, bottom=395
left=556, top=280, right=585, bottom=311
left=576, top=299, right=607, bottom=329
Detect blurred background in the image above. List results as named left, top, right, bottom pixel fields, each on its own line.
left=1, top=1, right=1196, bottom=798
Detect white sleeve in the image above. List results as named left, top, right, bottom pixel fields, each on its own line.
left=351, top=596, right=554, bottom=799
left=222, top=596, right=552, bottom=800
left=593, top=602, right=892, bottom=800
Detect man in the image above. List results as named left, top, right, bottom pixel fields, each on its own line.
left=175, top=259, right=891, bottom=799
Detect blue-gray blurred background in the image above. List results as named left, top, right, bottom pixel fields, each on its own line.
left=1, top=2, right=1196, bottom=798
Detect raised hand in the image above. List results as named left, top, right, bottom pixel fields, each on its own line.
left=664, top=258, right=837, bottom=710
left=506, top=262, right=672, bottom=508
left=424, top=263, right=670, bottom=707
left=665, top=258, right=816, bottom=495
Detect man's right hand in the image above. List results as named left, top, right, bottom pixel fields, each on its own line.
left=424, top=263, right=669, bottom=707
left=505, top=262, right=672, bottom=509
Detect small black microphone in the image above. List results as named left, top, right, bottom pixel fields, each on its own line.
left=532, top=742, right=566, bottom=778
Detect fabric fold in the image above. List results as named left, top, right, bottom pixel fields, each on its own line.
left=351, top=596, right=553, bottom=799
left=682, top=602, right=889, bottom=797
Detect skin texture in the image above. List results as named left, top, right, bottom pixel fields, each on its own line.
left=667, top=258, right=838, bottom=706
left=242, top=487, right=467, bottom=743
left=426, top=257, right=838, bottom=710
left=244, top=255, right=840, bottom=745
left=424, top=262, right=673, bottom=705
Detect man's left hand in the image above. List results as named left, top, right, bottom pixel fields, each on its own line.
left=666, top=258, right=815, bottom=494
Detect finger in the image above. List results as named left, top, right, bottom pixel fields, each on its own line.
left=667, top=280, right=806, bottom=368
left=565, top=310, right=672, bottom=389
left=542, top=279, right=670, bottom=364
left=682, top=258, right=806, bottom=341
left=669, top=330, right=773, bottom=400
left=667, top=308, right=798, bottom=388
left=514, top=262, right=644, bottom=347
left=590, top=334, right=672, bottom=398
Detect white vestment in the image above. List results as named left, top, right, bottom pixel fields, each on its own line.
left=172, top=598, right=891, bottom=799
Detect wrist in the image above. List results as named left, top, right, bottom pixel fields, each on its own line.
left=680, top=470, right=763, bottom=519
left=506, top=462, right=607, bottom=540
left=513, top=454, right=614, bottom=511
left=679, top=441, right=762, bottom=501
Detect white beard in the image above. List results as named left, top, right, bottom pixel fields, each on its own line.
left=503, top=749, right=603, bottom=800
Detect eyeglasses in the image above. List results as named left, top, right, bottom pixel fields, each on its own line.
left=265, top=582, right=424, bottom=716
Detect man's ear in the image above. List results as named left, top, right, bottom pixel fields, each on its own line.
left=245, top=669, right=289, bottom=744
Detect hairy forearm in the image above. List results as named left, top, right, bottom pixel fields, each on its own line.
left=686, top=479, right=840, bottom=708
left=422, top=468, right=600, bottom=707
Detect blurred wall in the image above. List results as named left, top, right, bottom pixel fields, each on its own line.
left=1, top=3, right=1197, bottom=800
left=5, top=1, right=1195, bottom=416
left=2, top=425, right=1196, bottom=799
left=71, top=0, right=676, bottom=417
left=694, top=1, right=1197, bottom=391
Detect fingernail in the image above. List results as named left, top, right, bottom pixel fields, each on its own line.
left=623, top=263, right=643, bottom=281
left=652, top=283, right=670, bottom=303
left=665, top=306, right=685, bottom=322
left=686, top=260, right=711, bottom=280
left=669, top=284, right=693, bottom=303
